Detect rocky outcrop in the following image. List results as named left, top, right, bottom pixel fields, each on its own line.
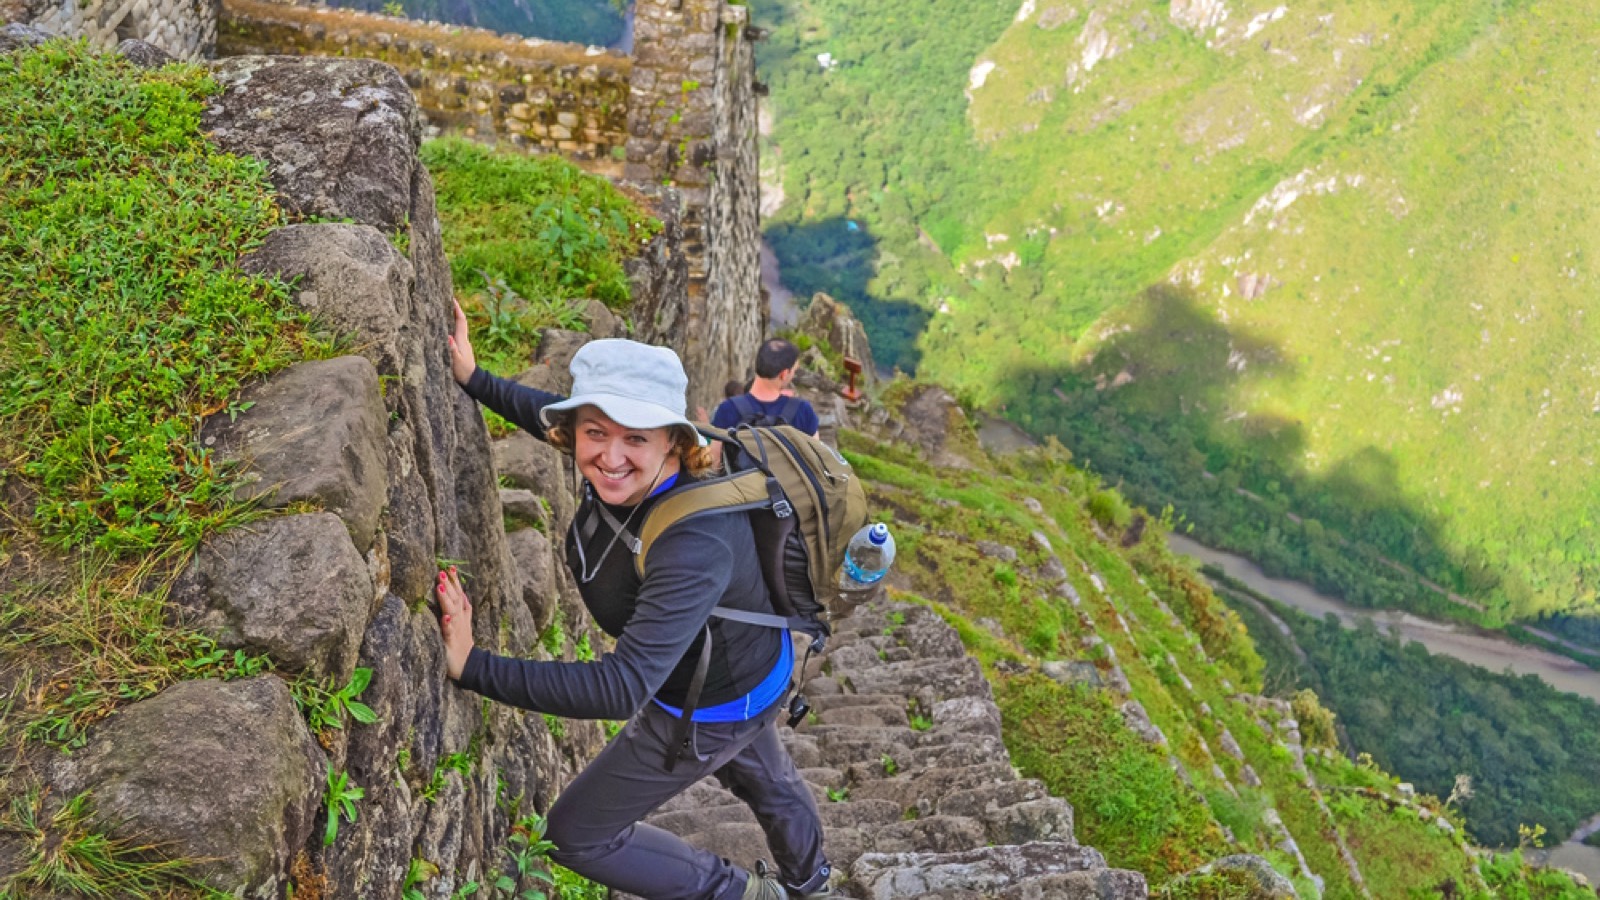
left=862, top=385, right=979, bottom=470
left=798, top=292, right=877, bottom=384
left=634, top=599, right=1147, bottom=898
left=52, top=678, right=324, bottom=897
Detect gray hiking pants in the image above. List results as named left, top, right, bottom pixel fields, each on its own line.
left=545, top=699, right=827, bottom=900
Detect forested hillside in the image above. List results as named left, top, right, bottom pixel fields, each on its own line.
left=756, top=0, right=1600, bottom=638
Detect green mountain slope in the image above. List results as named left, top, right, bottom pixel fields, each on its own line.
left=758, top=0, right=1600, bottom=631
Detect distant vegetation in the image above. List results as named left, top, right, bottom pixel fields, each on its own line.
left=756, top=0, right=1600, bottom=636
left=328, top=0, right=627, bottom=46
left=1210, top=570, right=1600, bottom=850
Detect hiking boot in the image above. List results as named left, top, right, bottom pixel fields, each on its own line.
left=785, top=863, right=833, bottom=899
left=741, top=861, right=786, bottom=900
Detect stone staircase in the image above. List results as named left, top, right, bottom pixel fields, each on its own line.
left=638, top=597, right=1148, bottom=898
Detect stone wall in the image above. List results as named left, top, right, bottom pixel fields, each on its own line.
left=88, top=56, right=610, bottom=896
left=214, top=0, right=769, bottom=408
left=627, top=0, right=765, bottom=412
left=217, top=0, right=631, bottom=167
left=7, top=0, right=217, bottom=58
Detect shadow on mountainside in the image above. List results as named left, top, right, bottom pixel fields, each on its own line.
left=989, top=282, right=1519, bottom=624
left=763, top=217, right=928, bottom=374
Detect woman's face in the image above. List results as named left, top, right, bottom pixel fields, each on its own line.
left=573, top=407, right=679, bottom=506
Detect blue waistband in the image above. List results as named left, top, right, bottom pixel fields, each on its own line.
left=654, top=630, right=793, bottom=723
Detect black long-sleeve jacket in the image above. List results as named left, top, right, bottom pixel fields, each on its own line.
left=455, top=368, right=782, bottom=719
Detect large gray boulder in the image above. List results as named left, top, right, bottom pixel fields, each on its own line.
left=202, top=56, right=420, bottom=231
left=241, top=224, right=414, bottom=377
left=51, top=677, right=324, bottom=898
left=201, top=356, right=388, bottom=552
left=171, top=512, right=376, bottom=679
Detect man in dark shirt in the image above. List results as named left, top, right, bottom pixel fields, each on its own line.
left=712, top=338, right=820, bottom=436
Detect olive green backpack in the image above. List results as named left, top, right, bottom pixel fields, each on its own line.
left=635, top=423, right=868, bottom=644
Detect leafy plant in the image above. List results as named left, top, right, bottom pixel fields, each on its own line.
left=402, top=856, right=439, bottom=900
left=499, top=814, right=558, bottom=899
left=296, top=667, right=379, bottom=736
left=880, top=753, right=899, bottom=776
left=422, top=750, right=477, bottom=803
left=323, top=769, right=364, bottom=846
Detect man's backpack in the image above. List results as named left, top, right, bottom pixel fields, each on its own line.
left=635, top=423, right=867, bottom=644
left=728, top=393, right=805, bottom=429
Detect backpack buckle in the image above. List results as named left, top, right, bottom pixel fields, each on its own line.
left=767, top=477, right=792, bottom=518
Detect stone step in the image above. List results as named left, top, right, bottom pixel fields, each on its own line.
left=807, top=692, right=916, bottom=713
left=847, top=842, right=1146, bottom=899
left=840, top=657, right=991, bottom=705
left=849, top=764, right=1019, bottom=812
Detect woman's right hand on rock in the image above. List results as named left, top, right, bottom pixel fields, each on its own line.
left=448, top=299, right=477, bottom=385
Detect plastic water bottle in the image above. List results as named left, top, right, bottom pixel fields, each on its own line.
left=840, top=523, right=895, bottom=589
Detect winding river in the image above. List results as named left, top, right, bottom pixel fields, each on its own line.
left=1165, top=532, right=1600, bottom=882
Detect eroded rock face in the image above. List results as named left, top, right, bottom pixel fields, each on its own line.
left=201, top=356, right=389, bottom=552
left=203, top=56, right=420, bottom=230
left=51, top=678, right=324, bottom=898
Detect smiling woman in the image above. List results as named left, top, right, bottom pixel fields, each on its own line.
left=437, top=306, right=835, bottom=900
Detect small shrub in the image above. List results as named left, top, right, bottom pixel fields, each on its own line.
left=1087, top=490, right=1134, bottom=531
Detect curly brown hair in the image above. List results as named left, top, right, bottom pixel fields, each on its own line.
left=544, top=408, right=718, bottom=478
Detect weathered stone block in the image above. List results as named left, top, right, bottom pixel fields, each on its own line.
left=51, top=678, right=324, bottom=897
left=172, top=512, right=376, bottom=679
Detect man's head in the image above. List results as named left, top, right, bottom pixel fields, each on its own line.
left=754, top=338, right=800, bottom=382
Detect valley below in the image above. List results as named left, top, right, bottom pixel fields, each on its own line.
left=1167, top=531, right=1600, bottom=883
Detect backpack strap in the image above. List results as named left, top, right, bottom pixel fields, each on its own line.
left=774, top=395, right=803, bottom=427
left=590, top=497, right=642, bottom=555
left=634, top=470, right=774, bottom=576
left=730, top=393, right=760, bottom=423
left=664, top=624, right=713, bottom=772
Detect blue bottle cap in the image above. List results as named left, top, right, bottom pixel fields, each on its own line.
left=867, top=523, right=889, bottom=544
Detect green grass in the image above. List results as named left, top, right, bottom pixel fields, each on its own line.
left=997, top=674, right=1228, bottom=881
left=0, top=790, right=230, bottom=899
left=421, top=137, right=659, bottom=375
left=0, top=42, right=328, bottom=759
left=1324, top=792, right=1478, bottom=898
left=0, top=42, right=326, bottom=556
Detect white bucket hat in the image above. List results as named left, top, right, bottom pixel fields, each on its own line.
left=538, top=339, right=698, bottom=434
